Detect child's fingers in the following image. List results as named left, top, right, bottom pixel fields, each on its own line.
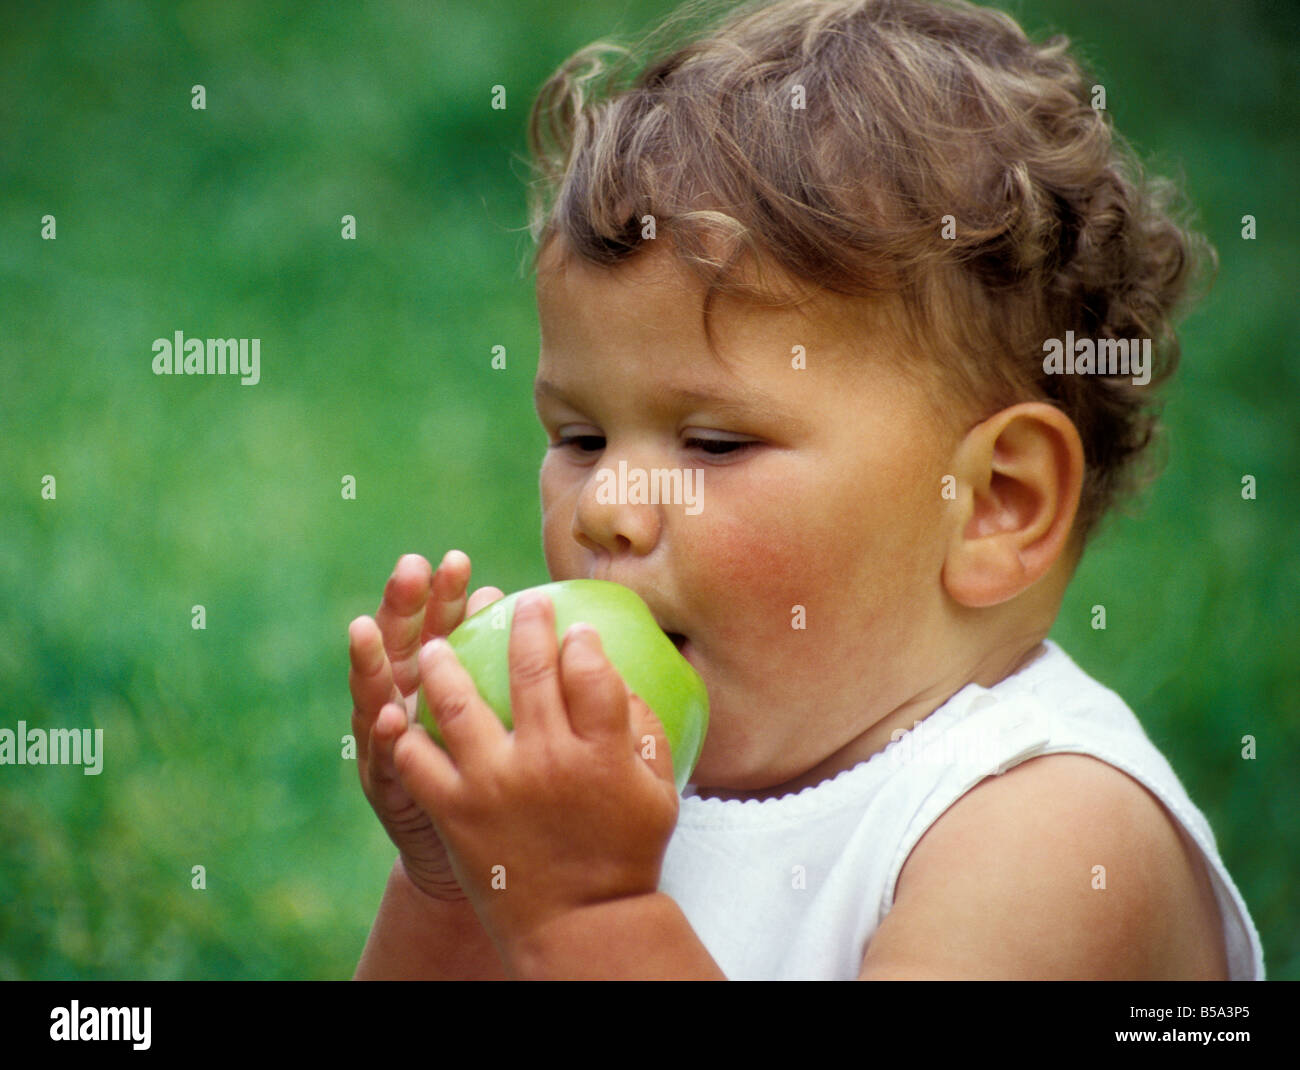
left=396, top=641, right=503, bottom=811
left=392, top=720, right=462, bottom=823
left=465, top=585, right=505, bottom=618
left=628, top=693, right=675, bottom=787
left=419, top=638, right=509, bottom=765
left=366, top=704, right=462, bottom=897
left=365, top=700, right=415, bottom=808
left=374, top=554, right=435, bottom=693
left=421, top=550, right=473, bottom=642
left=350, top=615, right=402, bottom=765
left=558, top=624, right=631, bottom=746
left=507, top=592, right=570, bottom=743
left=349, top=615, right=396, bottom=710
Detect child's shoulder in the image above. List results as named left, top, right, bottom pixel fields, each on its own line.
left=860, top=750, right=1229, bottom=979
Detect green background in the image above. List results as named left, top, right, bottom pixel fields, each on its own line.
left=2, top=0, right=1295, bottom=979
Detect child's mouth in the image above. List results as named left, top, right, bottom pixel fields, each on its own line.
left=664, top=630, right=688, bottom=653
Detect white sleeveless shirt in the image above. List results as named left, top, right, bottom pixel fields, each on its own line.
left=659, top=640, right=1265, bottom=980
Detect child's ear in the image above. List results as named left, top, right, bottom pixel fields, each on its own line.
left=942, top=402, right=1084, bottom=608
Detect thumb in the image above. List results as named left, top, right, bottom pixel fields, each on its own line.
left=629, top=693, right=675, bottom=786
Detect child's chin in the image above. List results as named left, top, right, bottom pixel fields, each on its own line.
left=687, top=749, right=776, bottom=797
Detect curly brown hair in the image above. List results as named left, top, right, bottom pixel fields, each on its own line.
left=526, top=0, right=1214, bottom=548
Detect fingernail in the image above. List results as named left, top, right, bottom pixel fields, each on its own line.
left=566, top=622, right=603, bottom=657
left=515, top=591, right=549, bottom=619
left=422, top=637, right=451, bottom=660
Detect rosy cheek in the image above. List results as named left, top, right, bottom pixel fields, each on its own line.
left=682, top=513, right=813, bottom=643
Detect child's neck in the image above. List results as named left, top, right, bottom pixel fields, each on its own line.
left=692, top=638, right=1049, bottom=803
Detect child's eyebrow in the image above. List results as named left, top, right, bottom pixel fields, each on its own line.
left=534, top=377, right=804, bottom=430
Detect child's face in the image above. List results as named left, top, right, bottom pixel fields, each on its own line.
left=534, top=243, right=965, bottom=796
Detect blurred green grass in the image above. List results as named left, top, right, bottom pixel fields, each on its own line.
left=1, top=0, right=1296, bottom=979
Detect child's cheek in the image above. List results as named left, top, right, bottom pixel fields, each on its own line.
left=539, top=462, right=582, bottom=572
left=682, top=510, right=820, bottom=645
left=684, top=491, right=916, bottom=683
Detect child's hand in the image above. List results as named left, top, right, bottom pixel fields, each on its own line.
left=349, top=551, right=503, bottom=901
left=392, top=590, right=679, bottom=970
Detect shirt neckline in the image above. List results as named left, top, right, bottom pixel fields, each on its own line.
left=678, top=639, right=1062, bottom=818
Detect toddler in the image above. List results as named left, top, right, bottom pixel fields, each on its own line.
left=348, top=0, right=1264, bottom=979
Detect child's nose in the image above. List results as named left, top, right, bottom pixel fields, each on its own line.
left=571, top=457, right=666, bottom=559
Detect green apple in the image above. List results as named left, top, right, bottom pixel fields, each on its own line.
left=416, top=579, right=708, bottom=792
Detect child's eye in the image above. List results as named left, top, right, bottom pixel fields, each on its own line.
left=548, top=432, right=754, bottom=458
left=685, top=435, right=754, bottom=457
left=552, top=434, right=606, bottom=454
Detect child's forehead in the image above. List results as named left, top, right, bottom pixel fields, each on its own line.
left=536, top=237, right=899, bottom=361
left=536, top=234, right=699, bottom=304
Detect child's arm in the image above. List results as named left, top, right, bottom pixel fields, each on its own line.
left=857, top=753, right=1230, bottom=980
left=499, top=891, right=725, bottom=981
left=355, top=856, right=507, bottom=980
